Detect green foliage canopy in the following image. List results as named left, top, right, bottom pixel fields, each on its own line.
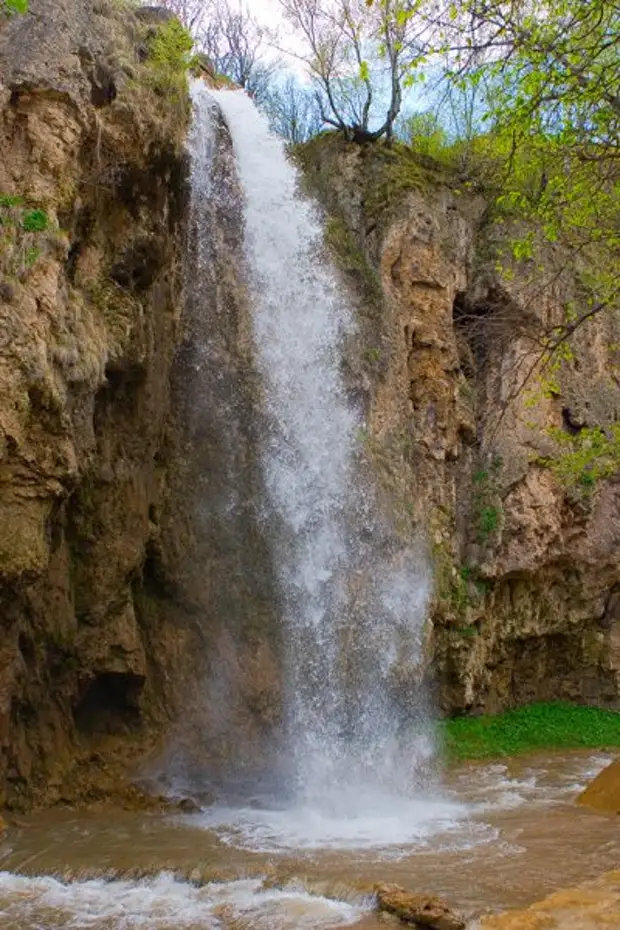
left=431, top=0, right=619, bottom=312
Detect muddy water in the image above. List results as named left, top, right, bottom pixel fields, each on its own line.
left=1, top=752, right=619, bottom=929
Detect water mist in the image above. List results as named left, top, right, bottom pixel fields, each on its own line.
left=202, top=84, right=435, bottom=814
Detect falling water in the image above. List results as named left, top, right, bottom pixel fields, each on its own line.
left=198, top=84, right=434, bottom=811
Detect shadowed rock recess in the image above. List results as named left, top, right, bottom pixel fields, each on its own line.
left=1, top=0, right=619, bottom=813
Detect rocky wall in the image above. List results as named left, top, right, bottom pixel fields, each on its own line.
left=297, top=136, right=620, bottom=714
left=0, top=0, right=195, bottom=809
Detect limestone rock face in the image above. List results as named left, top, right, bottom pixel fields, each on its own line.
left=479, top=869, right=620, bottom=929
left=375, top=882, right=466, bottom=929
left=577, top=758, right=620, bottom=813
left=0, top=0, right=194, bottom=808
left=146, top=102, right=281, bottom=790
left=299, top=136, right=620, bottom=713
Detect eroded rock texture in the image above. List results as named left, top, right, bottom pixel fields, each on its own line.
left=0, top=0, right=280, bottom=809
left=375, top=881, right=466, bottom=929
left=298, top=136, right=620, bottom=714
left=479, top=869, right=620, bottom=929
left=0, top=0, right=194, bottom=808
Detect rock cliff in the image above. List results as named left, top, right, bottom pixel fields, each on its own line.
left=1, top=0, right=619, bottom=811
left=0, top=0, right=281, bottom=810
left=298, top=135, right=620, bottom=714
left=0, top=0, right=197, bottom=809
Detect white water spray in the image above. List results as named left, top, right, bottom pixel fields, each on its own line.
left=194, top=83, right=434, bottom=810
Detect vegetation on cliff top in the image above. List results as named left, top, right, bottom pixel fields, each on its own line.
left=443, top=702, right=620, bottom=762
left=143, top=17, right=197, bottom=102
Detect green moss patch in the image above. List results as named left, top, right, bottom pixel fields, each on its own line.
left=442, top=701, right=620, bottom=762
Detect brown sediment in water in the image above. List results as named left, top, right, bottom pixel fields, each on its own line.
left=0, top=753, right=619, bottom=929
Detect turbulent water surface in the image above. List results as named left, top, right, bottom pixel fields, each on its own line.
left=1, top=754, right=618, bottom=928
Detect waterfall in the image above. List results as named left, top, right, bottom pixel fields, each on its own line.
left=198, top=83, right=434, bottom=809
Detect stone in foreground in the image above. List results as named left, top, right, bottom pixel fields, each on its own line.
left=375, top=883, right=465, bottom=929
left=576, top=758, right=620, bottom=813
left=479, top=868, right=620, bottom=929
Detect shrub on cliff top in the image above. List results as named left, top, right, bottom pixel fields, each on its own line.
left=143, top=17, right=196, bottom=101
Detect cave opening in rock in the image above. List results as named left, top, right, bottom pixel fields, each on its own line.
left=73, top=672, right=143, bottom=735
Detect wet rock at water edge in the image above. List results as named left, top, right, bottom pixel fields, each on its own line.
left=577, top=758, right=620, bottom=814
left=176, top=796, right=202, bottom=814
left=375, top=883, right=466, bottom=930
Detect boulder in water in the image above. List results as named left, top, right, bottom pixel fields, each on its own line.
left=375, top=883, right=465, bottom=929
left=577, top=758, right=620, bottom=813
left=478, top=868, right=620, bottom=928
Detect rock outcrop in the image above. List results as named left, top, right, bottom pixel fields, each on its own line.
left=298, top=136, right=620, bottom=714
left=375, top=882, right=466, bottom=929
left=0, top=0, right=195, bottom=809
left=478, top=869, right=620, bottom=929
left=0, top=0, right=281, bottom=810
left=577, top=758, right=620, bottom=813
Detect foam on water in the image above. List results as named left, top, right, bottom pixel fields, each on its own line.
left=183, top=753, right=613, bottom=854
left=195, top=792, right=471, bottom=853
left=0, top=873, right=363, bottom=929
left=0, top=754, right=614, bottom=926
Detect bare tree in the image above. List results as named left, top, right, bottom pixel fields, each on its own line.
left=262, top=75, right=323, bottom=143
left=149, top=0, right=208, bottom=32
left=197, top=0, right=279, bottom=104
left=278, top=0, right=427, bottom=142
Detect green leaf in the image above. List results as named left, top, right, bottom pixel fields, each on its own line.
left=24, top=246, right=41, bottom=267
left=0, top=193, right=24, bottom=208
left=3, top=0, right=28, bottom=14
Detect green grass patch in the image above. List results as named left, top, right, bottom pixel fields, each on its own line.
left=442, top=701, right=620, bottom=763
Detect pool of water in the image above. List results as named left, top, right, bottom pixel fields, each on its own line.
left=1, top=752, right=618, bottom=929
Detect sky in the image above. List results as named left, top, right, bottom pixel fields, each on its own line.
left=244, top=0, right=309, bottom=74
left=205, top=0, right=430, bottom=116
left=245, top=0, right=283, bottom=28
left=246, top=0, right=284, bottom=27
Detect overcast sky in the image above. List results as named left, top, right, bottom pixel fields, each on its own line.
left=246, top=0, right=283, bottom=26
left=244, top=0, right=307, bottom=72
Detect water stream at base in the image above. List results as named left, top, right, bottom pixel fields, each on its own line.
left=1, top=753, right=618, bottom=928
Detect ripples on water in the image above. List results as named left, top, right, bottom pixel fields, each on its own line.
left=1, top=753, right=617, bottom=929
left=0, top=873, right=365, bottom=929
